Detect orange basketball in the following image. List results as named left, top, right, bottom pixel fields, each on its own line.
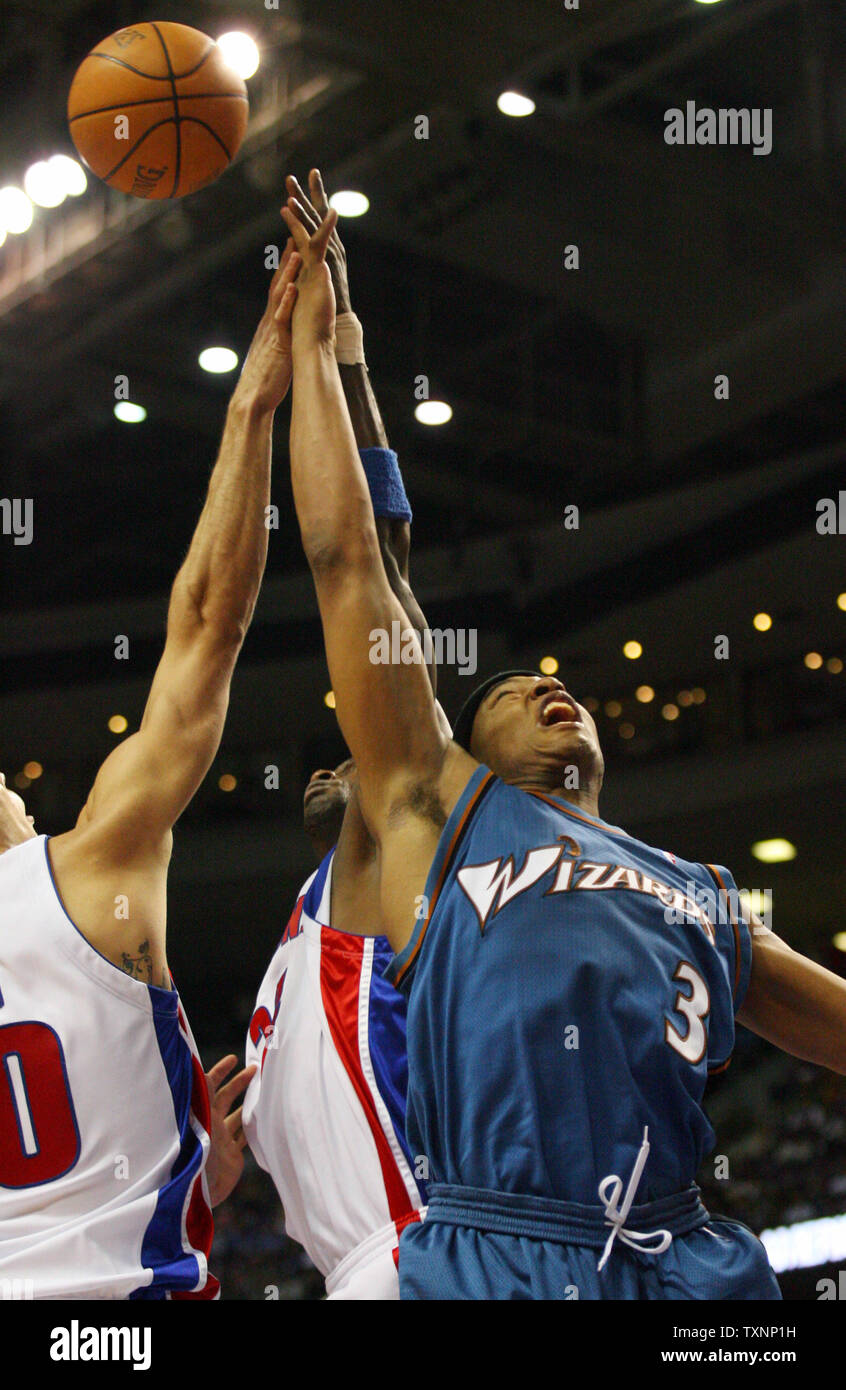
left=67, top=21, right=249, bottom=200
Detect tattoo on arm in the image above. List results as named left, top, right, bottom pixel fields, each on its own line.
left=120, top=939, right=153, bottom=983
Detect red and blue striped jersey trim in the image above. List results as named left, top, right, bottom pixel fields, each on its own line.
left=319, top=927, right=421, bottom=1234
left=129, top=995, right=217, bottom=1300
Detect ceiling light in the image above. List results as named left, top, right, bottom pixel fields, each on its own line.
left=217, top=32, right=260, bottom=79
left=48, top=154, right=87, bottom=196
left=0, top=186, right=34, bottom=234
left=114, top=403, right=146, bottom=423
left=751, top=838, right=796, bottom=864
left=415, top=400, right=452, bottom=425
left=24, top=161, right=67, bottom=209
left=497, top=92, right=536, bottom=117
left=329, top=190, right=369, bottom=218
left=199, top=347, right=238, bottom=374
left=739, top=889, right=772, bottom=919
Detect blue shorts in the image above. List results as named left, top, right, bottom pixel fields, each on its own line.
left=399, top=1185, right=781, bottom=1301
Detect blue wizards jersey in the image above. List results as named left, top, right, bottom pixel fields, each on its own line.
left=386, top=767, right=752, bottom=1208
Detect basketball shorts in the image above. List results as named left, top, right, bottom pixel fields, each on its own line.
left=398, top=1185, right=781, bottom=1300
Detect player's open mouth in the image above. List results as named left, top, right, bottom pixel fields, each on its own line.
left=538, top=694, right=581, bottom=727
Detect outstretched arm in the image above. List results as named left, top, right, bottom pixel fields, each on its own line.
left=74, top=247, right=301, bottom=857
left=283, top=205, right=468, bottom=871
left=737, top=919, right=846, bottom=1074
left=284, top=173, right=431, bottom=672
left=285, top=171, right=389, bottom=450
left=48, top=242, right=301, bottom=980
left=283, top=175, right=437, bottom=933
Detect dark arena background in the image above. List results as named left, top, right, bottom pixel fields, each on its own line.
left=0, top=0, right=844, bottom=1311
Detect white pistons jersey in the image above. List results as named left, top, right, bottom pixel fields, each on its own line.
left=0, top=836, right=217, bottom=1300
left=243, top=850, right=426, bottom=1298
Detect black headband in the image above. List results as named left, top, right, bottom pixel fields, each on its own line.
left=452, top=670, right=540, bottom=752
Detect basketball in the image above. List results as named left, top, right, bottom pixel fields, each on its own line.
left=67, top=21, right=249, bottom=200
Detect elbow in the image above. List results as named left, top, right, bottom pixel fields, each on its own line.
left=201, top=611, right=250, bottom=650
left=301, top=519, right=379, bottom=582
left=172, top=575, right=251, bottom=650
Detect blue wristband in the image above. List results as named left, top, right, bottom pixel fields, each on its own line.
left=359, top=448, right=412, bottom=522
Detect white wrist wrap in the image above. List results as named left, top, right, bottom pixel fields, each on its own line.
left=334, top=312, right=366, bottom=365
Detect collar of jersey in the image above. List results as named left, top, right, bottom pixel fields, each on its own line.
left=519, top=784, right=629, bottom=837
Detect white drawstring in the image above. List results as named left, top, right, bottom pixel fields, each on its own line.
left=596, top=1126, right=673, bottom=1272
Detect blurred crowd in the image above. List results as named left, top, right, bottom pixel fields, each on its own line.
left=698, top=1031, right=846, bottom=1233
left=214, top=1157, right=323, bottom=1301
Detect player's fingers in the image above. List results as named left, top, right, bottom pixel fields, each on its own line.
left=274, top=251, right=301, bottom=294
left=286, top=173, right=312, bottom=209
left=283, top=250, right=302, bottom=282
left=309, top=168, right=330, bottom=217
left=217, top=1066, right=256, bottom=1110
left=267, top=238, right=296, bottom=296
left=286, top=196, right=320, bottom=239
left=224, top=1107, right=247, bottom=1147
left=280, top=205, right=309, bottom=252
left=270, top=249, right=301, bottom=299
left=206, top=1055, right=238, bottom=1091
left=274, top=282, right=298, bottom=326
left=287, top=197, right=320, bottom=241
left=310, top=207, right=338, bottom=262
left=287, top=175, right=318, bottom=221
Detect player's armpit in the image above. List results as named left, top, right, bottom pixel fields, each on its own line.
left=330, top=781, right=383, bottom=936
left=737, top=923, right=846, bottom=1075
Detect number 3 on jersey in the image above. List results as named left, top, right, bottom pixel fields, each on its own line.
left=664, top=960, right=710, bottom=1064
left=0, top=1021, right=80, bottom=1188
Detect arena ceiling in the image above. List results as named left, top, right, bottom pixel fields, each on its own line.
left=0, top=0, right=843, bottom=1046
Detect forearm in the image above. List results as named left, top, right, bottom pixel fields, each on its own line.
left=338, top=362, right=389, bottom=449
left=172, top=388, right=274, bottom=637
left=290, top=341, right=379, bottom=566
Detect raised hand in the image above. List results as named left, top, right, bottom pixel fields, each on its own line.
left=234, top=239, right=301, bottom=413
left=280, top=193, right=338, bottom=349
left=284, top=169, right=351, bottom=314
